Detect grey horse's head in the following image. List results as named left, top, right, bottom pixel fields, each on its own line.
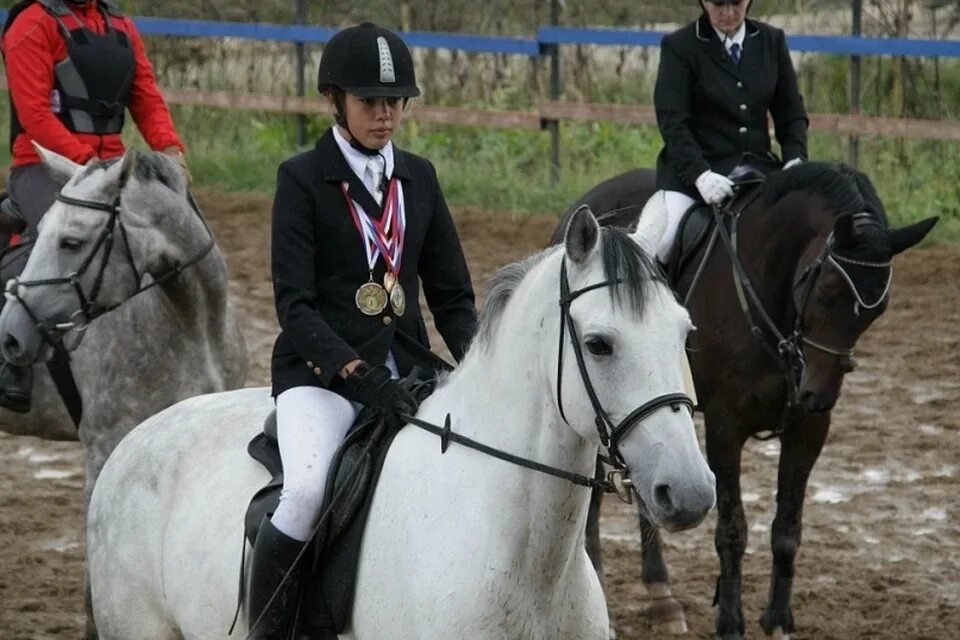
left=0, top=146, right=194, bottom=364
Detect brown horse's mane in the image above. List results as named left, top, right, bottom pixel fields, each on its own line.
left=760, top=162, right=888, bottom=227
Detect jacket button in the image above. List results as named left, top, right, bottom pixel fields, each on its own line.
left=739, top=126, right=748, bottom=134
left=383, top=316, right=393, bottom=325
left=739, top=104, right=747, bottom=111
left=313, top=366, right=323, bottom=377
left=306, top=361, right=314, bottom=368
left=737, top=81, right=744, bottom=89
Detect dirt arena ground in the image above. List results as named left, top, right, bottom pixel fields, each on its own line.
left=0, top=189, right=956, bottom=639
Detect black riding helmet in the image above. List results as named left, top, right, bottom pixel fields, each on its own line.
left=698, top=0, right=753, bottom=10
left=317, top=22, right=420, bottom=98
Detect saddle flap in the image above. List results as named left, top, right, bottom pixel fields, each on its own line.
left=668, top=204, right=714, bottom=287
left=244, top=371, right=436, bottom=635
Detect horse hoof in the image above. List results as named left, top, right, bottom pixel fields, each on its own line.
left=771, top=627, right=790, bottom=640
left=645, top=597, right=688, bottom=634
left=718, top=634, right=742, bottom=640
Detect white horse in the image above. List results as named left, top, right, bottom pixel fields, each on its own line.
left=0, top=147, right=247, bottom=505
left=87, top=200, right=715, bottom=639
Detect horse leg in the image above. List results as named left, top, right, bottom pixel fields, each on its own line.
left=707, top=421, right=748, bottom=640
left=639, top=510, right=688, bottom=634
left=758, top=414, right=830, bottom=639
left=81, top=433, right=114, bottom=640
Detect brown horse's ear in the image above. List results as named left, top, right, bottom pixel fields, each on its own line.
left=889, top=217, right=938, bottom=255
left=564, top=204, right=600, bottom=265
left=832, top=213, right=855, bottom=247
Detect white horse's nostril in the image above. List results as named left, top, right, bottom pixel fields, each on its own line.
left=2, top=333, right=20, bottom=357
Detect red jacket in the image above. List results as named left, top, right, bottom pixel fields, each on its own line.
left=2, top=0, right=183, bottom=167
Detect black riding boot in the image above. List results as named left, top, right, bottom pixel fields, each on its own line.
left=248, top=515, right=304, bottom=640
left=0, top=359, right=32, bottom=413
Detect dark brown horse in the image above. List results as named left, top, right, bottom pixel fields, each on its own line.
left=551, top=162, right=937, bottom=639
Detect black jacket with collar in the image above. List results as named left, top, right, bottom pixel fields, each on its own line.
left=270, top=128, right=477, bottom=396
left=654, top=15, right=809, bottom=196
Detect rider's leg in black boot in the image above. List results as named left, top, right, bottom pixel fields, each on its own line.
left=248, top=515, right=305, bottom=640
left=0, top=358, right=32, bottom=413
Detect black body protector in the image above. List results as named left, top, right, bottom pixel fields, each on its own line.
left=3, top=0, right=134, bottom=149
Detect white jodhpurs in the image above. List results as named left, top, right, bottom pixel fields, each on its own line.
left=655, top=191, right=697, bottom=263
left=270, top=354, right=400, bottom=541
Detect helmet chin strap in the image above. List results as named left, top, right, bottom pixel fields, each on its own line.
left=335, top=117, right=382, bottom=157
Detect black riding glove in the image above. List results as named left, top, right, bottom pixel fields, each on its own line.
left=339, top=362, right=418, bottom=426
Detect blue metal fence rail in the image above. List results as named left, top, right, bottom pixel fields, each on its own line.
left=1, top=11, right=957, bottom=58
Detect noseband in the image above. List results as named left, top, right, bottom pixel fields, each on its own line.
left=793, top=219, right=892, bottom=361
left=556, top=259, right=694, bottom=470
left=4, top=190, right=214, bottom=349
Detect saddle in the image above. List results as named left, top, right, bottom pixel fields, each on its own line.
left=666, top=164, right=768, bottom=296
left=244, top=371, right=436, bottom=636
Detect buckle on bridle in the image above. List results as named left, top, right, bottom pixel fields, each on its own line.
left=54, top=309, right=91, bottom=333
left=607, top=468, right=634, bottom=504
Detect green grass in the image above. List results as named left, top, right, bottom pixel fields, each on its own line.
left=0, top=99, right=956, bottom=241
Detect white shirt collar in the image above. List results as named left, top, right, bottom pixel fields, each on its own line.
left=714, top=22, right=746, bottom=53
left=331, top=125, right=395, bottom=182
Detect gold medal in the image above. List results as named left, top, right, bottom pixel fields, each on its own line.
left=390, top=282, right=406, bottom=316
left=383, top=271, right=397, bottom=294
left=356, top=281, right=388, bottom=316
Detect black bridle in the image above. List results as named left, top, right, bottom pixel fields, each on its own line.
left=4, top=189, right=214, bottom=350
left=713, top=206, right=892, bottom=438
left=556, top=259, right=694, bottom=470
left=400, top=255, right=695, bottom=501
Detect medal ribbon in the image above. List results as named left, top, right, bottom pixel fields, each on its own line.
left=341, top=177, right=405, bottom=274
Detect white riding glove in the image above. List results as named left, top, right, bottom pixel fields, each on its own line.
left=694, top=170, right=735, bottom=205
left=783, top=158, right=803, bottom=170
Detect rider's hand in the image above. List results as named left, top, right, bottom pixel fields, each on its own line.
left=162, top=146, right=192, bottom=185
left=783, top=158, right=803, bottom=170
left=338, top=362, right=418, bottom=426
left=695, top=170, right=734, bottom=205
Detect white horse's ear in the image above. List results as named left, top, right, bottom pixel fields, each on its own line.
left=34, top=143, right=81, bottom=184
left=564, top=204, right=601, bottom=265
left=633, top=191, right=668, bottom=257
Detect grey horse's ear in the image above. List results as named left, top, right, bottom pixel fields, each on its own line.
left=118, top=150, right=140, bottom=189
left=633, top=191, right=668, bottom=257
left=564, top=204, right=600, bottom=265
left=34, top=143, right=81, bottom=185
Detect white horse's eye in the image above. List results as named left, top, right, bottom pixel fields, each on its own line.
left=60, top=237, right=84, bottom=251
left=584, top=336, right=613, bottom=356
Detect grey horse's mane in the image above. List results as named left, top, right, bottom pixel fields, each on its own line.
left=74, top=151, right=183, bottom=194
left=473, top=227, right=664, bottom=350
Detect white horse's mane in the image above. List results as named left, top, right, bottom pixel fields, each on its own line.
left=473, top=227, right=664, bottom=352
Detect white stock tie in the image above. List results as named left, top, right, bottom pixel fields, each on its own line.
left=365, top=156, right=385, bottom=206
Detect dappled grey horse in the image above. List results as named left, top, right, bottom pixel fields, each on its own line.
left=0, top=147, right=248, bottom=506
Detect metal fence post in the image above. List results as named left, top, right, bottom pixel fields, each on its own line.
left=849, top=0, right=862, bottom=167
left=294, top=0, right=307, bottom=147
left=548, top=0, right=561, bottom=185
